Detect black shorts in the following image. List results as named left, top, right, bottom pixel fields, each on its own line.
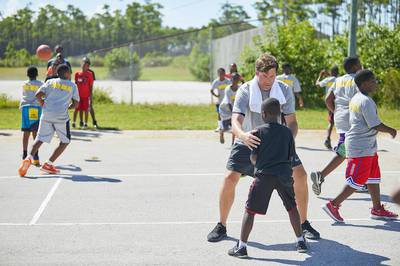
left=246, top=174, right=296, bottom=215
left=221, top=119, right=232, bottom=131
left=226, top=143, right=303, bottom=176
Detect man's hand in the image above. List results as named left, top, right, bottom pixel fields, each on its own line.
left=239, top=130, right=260, bottom=150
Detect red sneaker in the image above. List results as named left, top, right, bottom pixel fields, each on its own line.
left=371, top=204, right=398, bottom=220
left=40, top=163, right=60, bottom=174
left=322, top=201, right=344, bottom=223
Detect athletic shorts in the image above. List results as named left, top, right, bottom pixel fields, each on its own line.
left=246, top=173, right=296, bottom=215
left=327, top=111, right=334, bottom=124
left=226, top=143, right=303, bottom=177
left=221, top=119, right=231, bottom=131
left=215, top=104, right=220, bottom=113
left=334, top=133, right=346, bottom=157
left=345, top=154, right=381, bottom=190
left=21, top=106, right=41, bottom=132
left=76, top=97, right=90, bottom=111
left=37, top=120, right=71, bottom=144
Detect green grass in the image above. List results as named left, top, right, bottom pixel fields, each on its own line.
left=1, top=102, right=399, bottom=130
left=0, top=66, right=195, bottom=81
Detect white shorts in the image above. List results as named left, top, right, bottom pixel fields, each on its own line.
left=37, top=120, right=71, bottom=144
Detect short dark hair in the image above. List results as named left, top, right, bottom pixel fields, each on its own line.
left=343, top=56, right=360, bottom=73
left=231, top=72, right=241, bottom=81
left=27, top=66, right=38, bottom=79
left=57, top=64, right=70, bottom=78
left=282, top=63, right=291, bottom=69
left=82, top=56, right=91, bottom=65
left=262, top=98, right=281, bottom=118
left=217, top=67, right=225, bottom=74
left=55, top=44, right=63, bottom=53
left=354, top=69, right=375, bottom=88
left=255, top=53, right=279, bottom=73
left=331, top=65, right=339, bottom=76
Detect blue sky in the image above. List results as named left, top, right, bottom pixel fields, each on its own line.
left=0, top=0, right=259, bottom=29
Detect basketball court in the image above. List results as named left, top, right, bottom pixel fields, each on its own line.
left=0, top=129, right=399, bottom=265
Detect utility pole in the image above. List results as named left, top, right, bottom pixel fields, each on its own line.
left=209, top=26, right=213, bottom=83
left=129, top=42, right=134, bottom=105
left=348, top=0, right=358, bottom=57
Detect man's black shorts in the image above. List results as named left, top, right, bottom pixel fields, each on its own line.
left=226, top=143, right=303, bottom=177
left=246, top=174, right=296, bottom=215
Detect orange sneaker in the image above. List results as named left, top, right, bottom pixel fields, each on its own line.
left=18, top=158, right=32, bottom=177
left=40, top=163, right=60, bottom=174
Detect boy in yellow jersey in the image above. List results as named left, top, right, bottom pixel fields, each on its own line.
left=277, top=63, right=304, bottom=108
left=210, top=68, right=231, bottom=131
left=18, top=64, right=80, bottom=177
left=20, top=66, right=43, bottom=166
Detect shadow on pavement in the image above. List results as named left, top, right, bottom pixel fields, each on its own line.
left=247, top=238, right=389, bottom=265
left=334, top=219, right=400, bottom=232
left=23, top=174, right=121, bottom=183
left=0, top=132, right=12, bottom=136
left=56, top=164, right=82, bottom=172
left=318, top=194, right=393, bottom=203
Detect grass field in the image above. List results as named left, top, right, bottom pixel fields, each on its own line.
left=0, top=66, right=195, bottom=81
left=1, top=100, right=399, bottom=130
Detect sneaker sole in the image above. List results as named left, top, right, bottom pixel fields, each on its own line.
left=40, top=168, right=58, bottom=175
left=18, top=160, right=31, bottom=177
left=370, top=214, right=398, bottom=220
left=321, top=205, right=344, bottom=223
left=310, top=173, right=321, bottom=196
left=228, top=253, right=248, bottom=259
left=297, top=248, right=308, bottom=253
left=207, top=233, right=227, bottom=242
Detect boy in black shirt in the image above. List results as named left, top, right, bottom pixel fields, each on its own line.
left=228, top=98, right=307, bottom=258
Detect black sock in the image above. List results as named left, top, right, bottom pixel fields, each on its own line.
left=33, top=151, right=39, bottom=160
left=23, top=150, right=27, bottom=160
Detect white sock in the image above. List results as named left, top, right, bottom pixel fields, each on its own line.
left=297, top=236, right=305, bottom=242
left=26, top=154, right=33, bottom=161
left=238, top=240, right=247, bottom=248
left=46, top=160, right=53, bottom=165
left=218, top=120, right=223, bottom=129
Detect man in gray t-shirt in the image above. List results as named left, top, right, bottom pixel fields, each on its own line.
left=18, top=64, right=80, bottom=177
left=207, top=54, right=320, bottom=243
left=310, top=57, right=362, bottom=196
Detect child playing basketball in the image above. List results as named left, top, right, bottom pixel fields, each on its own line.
left=210, top=68, right=231, bottom=131
left=73, top=57, right=94, bottom=129
left=316, top=66, right=339, bottom=150
left=18, top=64, right=80, bottom=177
left=218, top=73, right=241, bottom=144
left=228, top=98, right=307, bottom=258
left=322, top=69, right=398, bottom=222
left=20, top=66, right=43, bottom=166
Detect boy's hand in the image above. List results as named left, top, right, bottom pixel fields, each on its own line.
left=389, top=128, right=397, bottom=139
left=239, top=130, right=260, bottom=150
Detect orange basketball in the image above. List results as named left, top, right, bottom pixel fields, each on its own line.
left=36, top=44, right=52, bottom=61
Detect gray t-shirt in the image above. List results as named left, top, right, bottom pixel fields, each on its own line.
left=37, top=78, right=80, bottom=123
left=317, top=76, right=336, bottom=95
left=332, top=73, right=359, bottom=133
left=20, top=80, right=43, bottom=109
left=276, top=74, right=301, bottom=93
left=232, top=80, right=295, bottom=145
left=345, top=92, right=381, bottom=158
left=211, top=78, right=231, bottom=104
left=219, top=85, right=238, bottom=121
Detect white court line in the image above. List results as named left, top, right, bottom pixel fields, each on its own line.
left=1, top=171, right=400, bottom=180
left=29, top=178, right=62, bottom=225
left=0, top=218, right=377, bottom=226
left=0, top=173, right=223, bottom=179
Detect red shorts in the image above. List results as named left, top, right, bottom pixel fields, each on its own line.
left=345, top=154, right=381, bottom=189
left=76, top=97, right=90, bottom=111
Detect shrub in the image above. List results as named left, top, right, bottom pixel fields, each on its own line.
left=189, top=44, right=210, bottom=81
left=104, top=48, right=141, bottom=80
left=92, top=87, right=114, bottom=104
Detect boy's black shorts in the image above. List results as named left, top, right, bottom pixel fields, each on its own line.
left=246, top=174, right=296, bottom=215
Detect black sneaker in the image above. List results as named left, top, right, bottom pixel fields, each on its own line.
left=228, top=241, right=248, bottom=258
left=207, top=222, right=227, bottom=242
left=324, top=139, right=332, bottom=150
left=79, top=121, right=84, bottom=128
left=72, top=122, right=76, bottom=128
left=296, top=238, right=308, bottom=253
left=302, top=220, right=320, bottom=240
left=310, top=171, right=324, bottom=196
